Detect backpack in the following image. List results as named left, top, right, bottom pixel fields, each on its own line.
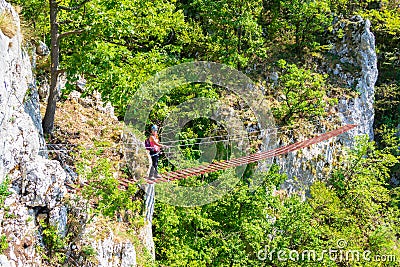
left=144, top=138, right=153, bottom=152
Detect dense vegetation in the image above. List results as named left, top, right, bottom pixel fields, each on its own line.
left=6, top=0, right=400, bottom=266
left=156, top=136, right=400, bottom=266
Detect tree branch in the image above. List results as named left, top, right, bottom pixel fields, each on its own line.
left=58, top=19, right=74, bottom=25
left=56, top=69, right=66, bottom=76
left=58, top=0, right=91, bottom=11
left=58, top=29, right=85, bottom=40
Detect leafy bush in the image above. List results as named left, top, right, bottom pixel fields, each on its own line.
left=263, top=0, right=333, bottom=52
left=39, top=220, right=68, bottom=264
left=179, top=0, right=265, bottom=69
left=0, top=177, right=11, bottom=209
left=357, top=3, right=400, bottom=83
left=268, top=60, right=333, bottom=124
left=0, top=235, right=8, bottom=254
left=81, top=245, right=96, bottom=257
left=375, top=83, right=400, bottom=129
left=80, top=158, right=142, bottom=224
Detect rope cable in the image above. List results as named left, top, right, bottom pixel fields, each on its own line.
left=40, top=110, right=358, bottom=152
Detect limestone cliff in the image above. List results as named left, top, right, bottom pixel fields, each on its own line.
left=273, top=16, right=377, bottom=193
left=332, top=15, right=377, bottom=143
left=0, top=1, right=142, bottom=266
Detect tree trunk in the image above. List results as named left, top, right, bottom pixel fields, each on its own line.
left=42, top=0, right=60, bottom=135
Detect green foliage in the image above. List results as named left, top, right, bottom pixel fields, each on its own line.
left=81, top=245, right=96, bottom=257
left=321, top=136, right=400, bottom=265
left=14, top=0, right=399, bottom=120
left=356, top=1, right=400, bottom=83
left=155, top=137, right=400, bottom=266
left=180, top=0, right=266, bottom=69
left=375, top=83, right=400, bottom=129
left=0, top=177, right=11, bottom=208
left=374, top=83, right=400, bottom=182
left=11, top=0, right=195, bottom=117
left=61, top=0, right=195, bottom=116
left=9, top=1, right=400, bottom=265
left=9, top=0, right=49, bottom=38
left=264, top=0, right=333, bottom=52
left=269, top=60, right=332, bottom=124
left=0, top=234, right=8, bottom=254
left=360, top=6, right=400, bottom=39
left=154, top=168, right=287, bottom=266
left=331, top=135, right=397, bottom=192
left=79, top=158, right=142, bottom=224
left=37, top=201, right=98, bottom=265
left=39, top=220, right=68, bottom=264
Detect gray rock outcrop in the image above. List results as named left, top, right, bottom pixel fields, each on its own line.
left=0, top=1, right=70, bottom=265
left=0, top=1, right=142, bottom=266
left=332, top=15, right=377, bottom=143
left=272, top=16, right=377, bottom=193
left=0, top=0, right=38, bottom=181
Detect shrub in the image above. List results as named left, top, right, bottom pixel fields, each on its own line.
left=0, top=178, right=11, bottom=209
left=0, top=235, right=8, bottom=254
left=39, top=220, right=68, bottom=264
left=268, top=60, right=332, bottom=124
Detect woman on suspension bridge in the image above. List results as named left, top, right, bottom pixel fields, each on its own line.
left=147, top=125, right=165, bottom=179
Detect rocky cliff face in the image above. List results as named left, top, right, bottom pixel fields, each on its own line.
left=0, top=1, right=141, bottom=266
left=331, top=16, right=377, bottom=143
left=0, top=0, right=40, bottom=183
left=0, top=2, right=66, bottom=265
left=273, top=16, right=378, bottom=193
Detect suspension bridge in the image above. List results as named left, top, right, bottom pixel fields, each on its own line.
left=140, top=124, right=356, bottom=184
left=47, top=123, right=357, bottom=191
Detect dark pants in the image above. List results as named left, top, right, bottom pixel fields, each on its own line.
left=149, top=153, right=159, bottom=178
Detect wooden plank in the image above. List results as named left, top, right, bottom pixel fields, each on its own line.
left=140, top=124, right=357, bottom=184
left=154, top=124, right=356, bottom=182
